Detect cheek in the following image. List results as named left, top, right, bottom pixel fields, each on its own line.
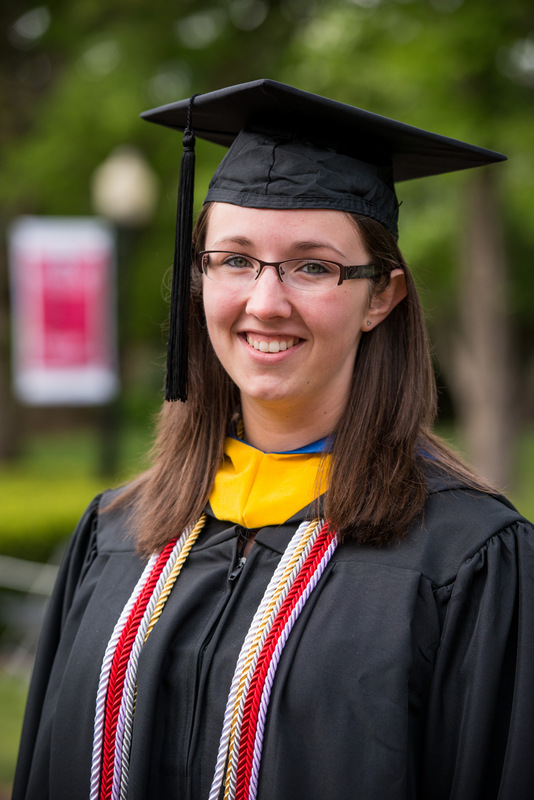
left=309, top=291, right=368, bottom=345
left=202, top=281, right=241, bottom=345
left=202, top=280, right=225, bottom=324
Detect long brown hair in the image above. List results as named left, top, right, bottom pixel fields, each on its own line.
left=115, top=204, right=491, bottom=554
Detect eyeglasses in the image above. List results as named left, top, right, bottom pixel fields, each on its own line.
left=197, top=250, right=380, bottom=292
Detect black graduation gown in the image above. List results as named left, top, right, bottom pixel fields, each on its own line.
left=13, top=472, right=534, bottom=800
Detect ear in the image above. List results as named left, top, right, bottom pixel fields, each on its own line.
left=360, top=269, right=407, bottom=332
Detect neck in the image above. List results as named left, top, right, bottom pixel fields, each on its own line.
left=240, top=397, right=341, bottom=453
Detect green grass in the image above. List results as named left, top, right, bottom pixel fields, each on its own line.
left=0, top=668, right=29, bottom=789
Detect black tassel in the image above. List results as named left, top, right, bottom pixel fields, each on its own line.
left=165, top=95, right=197, bottom=402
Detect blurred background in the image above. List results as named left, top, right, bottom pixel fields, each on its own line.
left=1, top=0, right=533, bottom=793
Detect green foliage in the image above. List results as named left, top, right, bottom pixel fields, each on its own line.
left=0, top=470, right=105, bottom=561
left=0, top=421, right=152, bottom=561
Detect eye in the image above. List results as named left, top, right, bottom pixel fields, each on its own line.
left=224, top=254, right=253, bottom=269
left=300, top=261, right=329, bottom=275
left=296, top=260, right=338, bottom=277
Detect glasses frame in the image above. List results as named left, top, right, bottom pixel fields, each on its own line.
left=197, top=250, right=381, bottom=290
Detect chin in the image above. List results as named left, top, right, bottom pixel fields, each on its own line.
left=239, top=381, right=297, bottom=407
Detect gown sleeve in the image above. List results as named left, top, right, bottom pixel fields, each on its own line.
left=422, top=519, right=534, bottom=799
left=12, top=494, right=102, bottom=800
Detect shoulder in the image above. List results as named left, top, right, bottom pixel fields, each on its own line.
left=337, top=469, right=533, bottom=588
left=91, top=484, right=139, bottom=554
left=417, top=472, right=531, bottom=585
left=69, top=485, right=139, bottom=559
left=47, top=484, right=145, bottom=620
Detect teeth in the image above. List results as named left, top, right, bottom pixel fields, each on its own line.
left=246, top=335, right=297, bottom=353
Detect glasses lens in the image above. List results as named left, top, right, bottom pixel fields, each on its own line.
left=281, top=260, right=340, bottom=291
left=202, top=252, right=258, bottom=284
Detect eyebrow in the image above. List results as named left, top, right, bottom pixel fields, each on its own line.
left=211, top=236, right=254, bottom=249
left=292, top=240, right=347, bottom=259
left=210, top=236, right=347, bottom=260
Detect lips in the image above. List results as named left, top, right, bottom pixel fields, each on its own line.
left=245, top=334, right=299, bottom=353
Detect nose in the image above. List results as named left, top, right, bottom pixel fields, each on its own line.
left=245, top=264, right=292, bottom=319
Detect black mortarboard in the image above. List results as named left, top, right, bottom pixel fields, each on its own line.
left=141, top=79, right=506, bottom=401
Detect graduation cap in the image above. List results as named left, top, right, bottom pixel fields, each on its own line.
left=141, top=78, right=506, bottom=402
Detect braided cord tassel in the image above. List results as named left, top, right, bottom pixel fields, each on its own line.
left=234, top=524, right=336, bottom=799
left=91, top=515, right=205, bottom=800
left=224, top=523, right=323, bottom=800
left=246, top=531, right=338, bottom=800
left=117, top=517, right=204, bottom=800
left=90, top=556, right=158, bottom=800
left=111, top=543, right=183, bottom=800
left=209, top=520, right=337, bottom=800
left=208, top=519, right=319, bottom=800
left=99, top=539, right=178, bottom=799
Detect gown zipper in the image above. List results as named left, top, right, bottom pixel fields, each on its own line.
left=228, top=556, right=247, bottom=582
left=228, top=526, right=254, bottom=582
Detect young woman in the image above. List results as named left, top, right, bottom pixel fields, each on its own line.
left=14, top=80, right=534, bottom=800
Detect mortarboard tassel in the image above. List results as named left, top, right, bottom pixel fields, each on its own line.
left=165, top=95, right=197, bottom=401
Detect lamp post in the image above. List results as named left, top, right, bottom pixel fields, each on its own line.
left=91, top=145, right=159, bottom=477
left=91, top=145, right=159, bottom=229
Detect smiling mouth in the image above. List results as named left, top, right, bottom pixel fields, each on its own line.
left=245, top=334, right=299, bottom=353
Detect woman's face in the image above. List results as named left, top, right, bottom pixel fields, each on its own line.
left=201, top=203, right=387, bottom=426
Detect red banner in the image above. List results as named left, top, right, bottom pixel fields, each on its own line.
left=9, top=217, right=119, bottom=405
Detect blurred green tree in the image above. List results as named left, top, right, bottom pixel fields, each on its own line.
left=1, top=0, right=533, bottom=487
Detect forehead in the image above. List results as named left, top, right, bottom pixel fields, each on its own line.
left=204, top=203, right=367, bottom=256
